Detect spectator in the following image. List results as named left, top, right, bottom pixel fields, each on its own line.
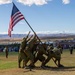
left=69, top=44, right=74, bottom=54
left=4, top=46, right=8, bottom=58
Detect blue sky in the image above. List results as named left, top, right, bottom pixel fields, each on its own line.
left=0, top=0, right=75, bottom=34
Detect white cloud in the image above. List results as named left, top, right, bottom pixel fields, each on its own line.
left=17, top=0, right=51, bottom=6
left=0, top=0, right=71, bottom=5
left=62, top=0, right=70, bottom=4
left=0, top=0, right=12, bottom=4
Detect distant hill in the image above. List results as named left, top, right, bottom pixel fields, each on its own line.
left=0, top=33, right=75, bottom=44
left=0, top=33, right=75, bottom=39
left=0, top=34, right=26, bottom=39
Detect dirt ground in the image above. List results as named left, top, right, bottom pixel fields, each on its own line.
left=0, top=67, right=75, bottom=75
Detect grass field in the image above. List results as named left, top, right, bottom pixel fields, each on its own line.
left=0, top=49, right=75, bottom=75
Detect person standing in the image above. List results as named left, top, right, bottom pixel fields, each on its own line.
left=4, top=46, right=8, bottom=58
left=69, top=44, right=74, bottom=54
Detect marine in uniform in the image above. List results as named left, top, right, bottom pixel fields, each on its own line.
left=18, top=31, right=32, bottom=68
left=33, top=43, right=48, bottom=68
left=43, top=46, right=62, bottom=67
left=24, top=35, right=37, bottom=68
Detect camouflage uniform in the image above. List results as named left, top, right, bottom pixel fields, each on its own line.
left=33, top=44, right=48, bottom=67
left=18, top=32, right=31, bottom=68
left=18, top=51, right=28, bottom=68
left=43, top=47, right=61, bottom=67
left=24, top=35, right=37, bottom=67
left=52, top=47, right=61, bottom=66
left=57, top=44, right=63, bottom=54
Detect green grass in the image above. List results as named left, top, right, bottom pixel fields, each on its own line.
left=0, top=61, right=17, bottom=70
left=0, top=49, right=75, bottom=70
left=0, top=52, right=18, bottom=70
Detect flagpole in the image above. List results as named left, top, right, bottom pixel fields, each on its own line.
left=24, top=18, right=43, bottom=44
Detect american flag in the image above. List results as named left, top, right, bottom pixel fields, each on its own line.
left=8, top=3, right=25, bottom=37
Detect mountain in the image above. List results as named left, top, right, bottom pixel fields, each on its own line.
left=0, top=34, right=26, bottom=39
left=0, top=33, right=75, bottom=39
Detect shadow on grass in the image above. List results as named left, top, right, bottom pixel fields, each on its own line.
left=50, top=66, right=75, bottom=71
left=22, top=66, right=75, bottom=73
left=23, top=69, right=36, bottom=73
left=26, top=66, right=75, bottom=71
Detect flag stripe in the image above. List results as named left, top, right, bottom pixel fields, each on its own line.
left=12, top=13, right=24, bottom=22
left=12, top=12, right=23, bottom=20
left=11, top=14, right=24, bottom=27
left=12, top=17, right=25, bottom=28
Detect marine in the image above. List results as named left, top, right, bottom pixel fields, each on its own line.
left=42, top=46, right=62, bottom=67
left=33, top=43, right=48, bottom=68
left=18, top=31, right=33, bottom=68
left=24, top=34, right=38, bottom=68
